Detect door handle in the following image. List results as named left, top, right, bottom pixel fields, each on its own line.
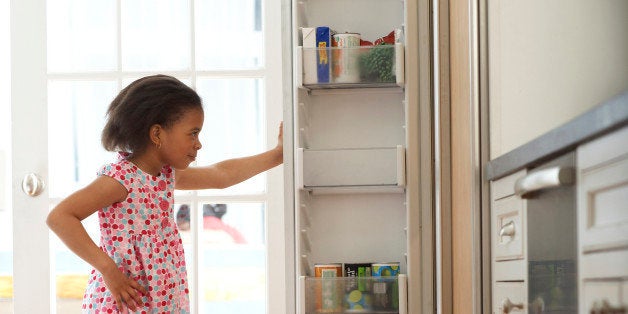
left=499, top=221, right=516, bottom=238
left=514, top=166, right=574, bottom=198
left=22, top=173, right=45, bottom=197
left=502, top=298, right=524, bottom=313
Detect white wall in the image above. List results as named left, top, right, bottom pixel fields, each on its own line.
left=488, top=0, right=628, bottom=158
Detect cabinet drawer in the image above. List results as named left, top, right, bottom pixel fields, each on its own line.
left=581, top=280, right=624, bottom=314
left=491, top=170, right=526, bottom=201
left=493, top=281, right=526, bottom=314
left=493, top=259, right=525, bottom=281
left=578, top=148, right=628, bottom=253
left=580, top=249, right=628, bottom=279
left=492, top=195, right=525, bottom=261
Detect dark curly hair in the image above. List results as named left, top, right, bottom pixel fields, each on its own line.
left=101, top=74, right=203, bottom=154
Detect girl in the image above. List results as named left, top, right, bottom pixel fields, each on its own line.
left=46, top=74, right=283, bottom=313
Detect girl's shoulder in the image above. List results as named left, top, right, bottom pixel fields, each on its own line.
left=98, top=152, right=135, bottom=176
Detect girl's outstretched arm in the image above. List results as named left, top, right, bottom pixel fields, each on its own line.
left=46, top=176, right=147, bottom=311
left=175, top=122, right=284, bottom=190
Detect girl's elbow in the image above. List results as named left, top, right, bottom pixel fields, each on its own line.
left=46, top=210, right=63, bottom=231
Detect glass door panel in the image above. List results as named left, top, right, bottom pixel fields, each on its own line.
left=195, top=0, right=263, bottom=70
left=121, top=0, right=191, bottom=71
left=7, top=0, right=281, bottom=312
left=195, top=78, right=266, bottom=195
left=47, top=0, right=117, bottom=73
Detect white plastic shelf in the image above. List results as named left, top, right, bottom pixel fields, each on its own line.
left=296, top=146, right=406, bottom=193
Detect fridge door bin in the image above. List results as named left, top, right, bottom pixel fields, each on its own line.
left=296, top=146, right=406, bottom=192
left=299, top=275, right=408, bottom=314
left=299, top=43, right=405, bottom=89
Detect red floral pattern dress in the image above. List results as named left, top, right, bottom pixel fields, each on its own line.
left=82, top=153, right=190, bottom=313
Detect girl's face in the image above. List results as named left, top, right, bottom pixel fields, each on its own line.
left=159, top=107, right=204, bottom=170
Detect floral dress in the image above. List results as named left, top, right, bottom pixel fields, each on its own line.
left=82, top=153, right=190, bottom=314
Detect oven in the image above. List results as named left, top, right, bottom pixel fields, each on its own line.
left=514, top=151, right=578, bottom=313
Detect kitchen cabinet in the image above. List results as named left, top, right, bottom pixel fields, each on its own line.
left=487, top=0, right=628, bottom=158
left=577, top=125, right=628, bottom=313
left=490, top=170, right=527, bottom=313
left=290, top=0, right=419, bottom=313
left=486, top=92, right=628, bottom=314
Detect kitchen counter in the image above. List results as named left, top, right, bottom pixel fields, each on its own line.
left=486, top=90, right=628, bottom=181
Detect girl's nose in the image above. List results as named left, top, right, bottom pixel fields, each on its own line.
left=195, top=140, right=202, bottom=150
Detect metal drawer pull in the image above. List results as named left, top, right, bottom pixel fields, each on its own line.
left=502, top=298, right=524, bottom=313
left=499, top=221, right=516, bottom=238
left=514, top=166, right=574, bottom=198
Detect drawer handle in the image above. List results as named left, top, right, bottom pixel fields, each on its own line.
left=590, top=299, right=627, bottom=314
left=499, top=221, right=516, bottom=238
left=502, top=298, right=524, bottom=313
left=514, top=166, right=574, bottom=198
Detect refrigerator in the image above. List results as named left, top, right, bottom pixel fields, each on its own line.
left=286, top=0, right=422, bottom=313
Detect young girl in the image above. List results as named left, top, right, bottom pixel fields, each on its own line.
left=46, top=74, right=283, bottom=313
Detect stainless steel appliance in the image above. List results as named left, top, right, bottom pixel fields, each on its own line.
left=515, top=152, right=578, bottom=313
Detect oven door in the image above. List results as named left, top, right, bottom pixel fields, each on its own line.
left=515, top=152, right=578, bottom=313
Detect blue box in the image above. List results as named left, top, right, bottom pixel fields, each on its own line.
left=315, top=26, right=332, bottom=83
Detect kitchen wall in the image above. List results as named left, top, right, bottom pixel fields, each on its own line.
left=488, top=0, right=628, bottom=158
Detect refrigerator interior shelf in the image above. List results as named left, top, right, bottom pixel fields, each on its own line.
left=297, top=43, right=405, bottom=90
left=296, top=146, right=406, bottom=191
left=299, top=275, right=408, bottom=314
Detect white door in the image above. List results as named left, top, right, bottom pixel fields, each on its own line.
left=2, top=0, right=286, bottom=313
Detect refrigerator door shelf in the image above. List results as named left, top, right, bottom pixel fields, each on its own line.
left=299, top=274, right=408, bottom=314
left=298, top=43, right=405, bottom=91
left=296, top=146, right=406, bottom=193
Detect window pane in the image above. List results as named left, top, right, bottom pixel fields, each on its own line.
left=48, top=80, right=118, bottom=198
left=121, top=0, right=191, bottom=71
left=47, top=0, right=117, bottom=72
left=193, top=202, right=265, bottom=314
left=195, top=0, right=263, bottom=70
left=196, top=78, right=266, bottom=195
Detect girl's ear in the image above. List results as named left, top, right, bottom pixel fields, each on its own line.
left=149, top=124, right=163, bottom=148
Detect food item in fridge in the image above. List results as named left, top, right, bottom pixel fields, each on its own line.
left=314, top=263, right=342, bottom=312
left=372, top=262, right=400, bottom=277
left=372, top=262, right=400, bottom=310
left=332, top=33, right=361, bottom=83
left=315, top=26, right=334, bottom=83
left=302, top=27, right=317, bottom=85
left=358, top=44, right=396, bottom=83
left=344, top=289, right=373, bottom=312
left=344, top=263, right=371, bottom=292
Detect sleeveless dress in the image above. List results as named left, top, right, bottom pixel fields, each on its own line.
left=82, top=153, right=190, bottom=314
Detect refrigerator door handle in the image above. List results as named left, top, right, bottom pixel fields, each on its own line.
left=514, top=166, right=575, bottom=198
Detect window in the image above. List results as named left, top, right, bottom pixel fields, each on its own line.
left=46, top=0, right=284, bottom=313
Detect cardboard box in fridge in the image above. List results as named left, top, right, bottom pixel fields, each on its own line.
left=301, top=27, right=317, bottom=85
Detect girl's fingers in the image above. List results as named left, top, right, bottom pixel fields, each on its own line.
left=121, top=290, right=138, bottom=311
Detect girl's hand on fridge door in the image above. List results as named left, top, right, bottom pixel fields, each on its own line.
left=101, top=263, right=147, bottom=312
left=274, top=121, right=284, bottom=152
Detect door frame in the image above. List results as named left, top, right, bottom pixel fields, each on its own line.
left=436, top=0, right=488, bottom=312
